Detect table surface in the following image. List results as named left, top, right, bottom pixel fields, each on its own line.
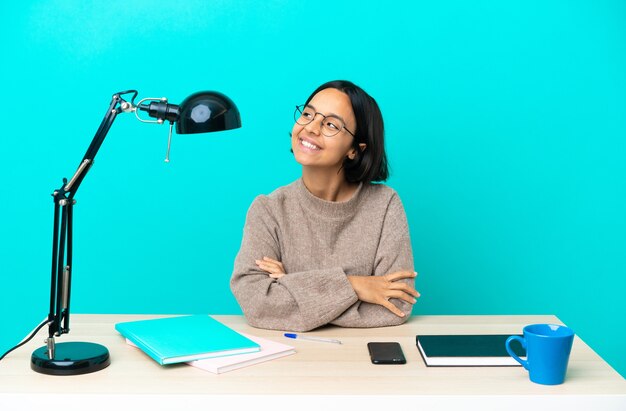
left=1, top=314, right=625, bottom=409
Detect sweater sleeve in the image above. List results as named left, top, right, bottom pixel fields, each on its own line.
left=230, top=197, right=359, bottom=332
left=330, top=192, right=416, bottom=328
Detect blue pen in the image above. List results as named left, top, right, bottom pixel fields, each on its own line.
left=284, top=333, right=342, bottom=345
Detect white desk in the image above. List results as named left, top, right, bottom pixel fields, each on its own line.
left=1, top=314, right=624, bottom=410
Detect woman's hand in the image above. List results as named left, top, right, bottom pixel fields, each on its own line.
left=255, top=257, right=286, bottom=279
left=347, top=271, right=420, bottom=317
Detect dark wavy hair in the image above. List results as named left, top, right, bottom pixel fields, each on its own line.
left=302, top=80, right=389, bottom=184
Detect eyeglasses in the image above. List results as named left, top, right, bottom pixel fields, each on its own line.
left=294, top=105, right=355, bottom=137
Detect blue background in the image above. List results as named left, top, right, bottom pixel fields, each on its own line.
left=1, top=1, right=624, bottom=377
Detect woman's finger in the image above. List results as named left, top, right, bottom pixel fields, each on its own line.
left=386, top=289, right=418, bottom=304
left=261, top=257, right=285, bottom=272
left=263, top=256, right=284, bottom=268
left=255, top=259, right=286, bottom=275
left=385, top=270, right=418, bottom=282
left=380, top=299, right=405, bottom=317
left=259, top=263, right=279, bottom=273
left=387, top=281, right=420, bottom=297
left=255, top=260, right=276, bottom=273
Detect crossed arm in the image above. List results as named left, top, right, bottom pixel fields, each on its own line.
left=256, top=256, right=419, bottom=318
left=230, top=194, right=419, bottom=331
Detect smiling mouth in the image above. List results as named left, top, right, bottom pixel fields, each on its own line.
left=299, top=137, right=321, bottom=151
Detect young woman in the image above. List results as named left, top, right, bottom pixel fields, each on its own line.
left=230, top=80, right=419, bottom=332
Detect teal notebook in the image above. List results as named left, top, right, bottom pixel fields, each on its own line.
left=115, top=315, right=260, bottom=365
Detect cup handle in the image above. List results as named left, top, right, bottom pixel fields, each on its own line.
left=506, top=335, right=528, bottom=370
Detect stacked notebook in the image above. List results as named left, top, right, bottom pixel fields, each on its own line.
left=416, top=334, right=525, bottom=367
left=187, top=333, right=295, bottom=374
left=116, top=315, right=295, bottom=371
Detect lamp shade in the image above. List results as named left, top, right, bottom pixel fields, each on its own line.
left=176, top=91, right=241, bottom=134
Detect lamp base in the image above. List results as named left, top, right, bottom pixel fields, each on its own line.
left=31, top=341, right=110, bottom=375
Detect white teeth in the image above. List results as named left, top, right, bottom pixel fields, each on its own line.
left=300, top=138, right=320, bottom=150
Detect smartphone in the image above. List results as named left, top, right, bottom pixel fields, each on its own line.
left=367, top=342, right=406, bottom=364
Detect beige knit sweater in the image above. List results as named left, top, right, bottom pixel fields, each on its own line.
left=230, top=178, right=415, bottom=332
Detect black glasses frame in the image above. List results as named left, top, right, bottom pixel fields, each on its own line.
left=294, top=105, right=355, bottom=137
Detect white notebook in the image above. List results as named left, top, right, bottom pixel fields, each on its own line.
left=127, top=333, right=295, bottom=374
left=188, top=333, right=295, bottom=374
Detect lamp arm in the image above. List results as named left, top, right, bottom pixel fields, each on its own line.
left=64, top=90, right=138, bottom=198
left=45, top=90, right=137, bottom=345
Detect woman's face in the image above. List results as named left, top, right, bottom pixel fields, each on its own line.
left=291, top=88, right=358, bottom=172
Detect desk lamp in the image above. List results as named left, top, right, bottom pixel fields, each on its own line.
left=30, top=90, right=241, bottom=375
